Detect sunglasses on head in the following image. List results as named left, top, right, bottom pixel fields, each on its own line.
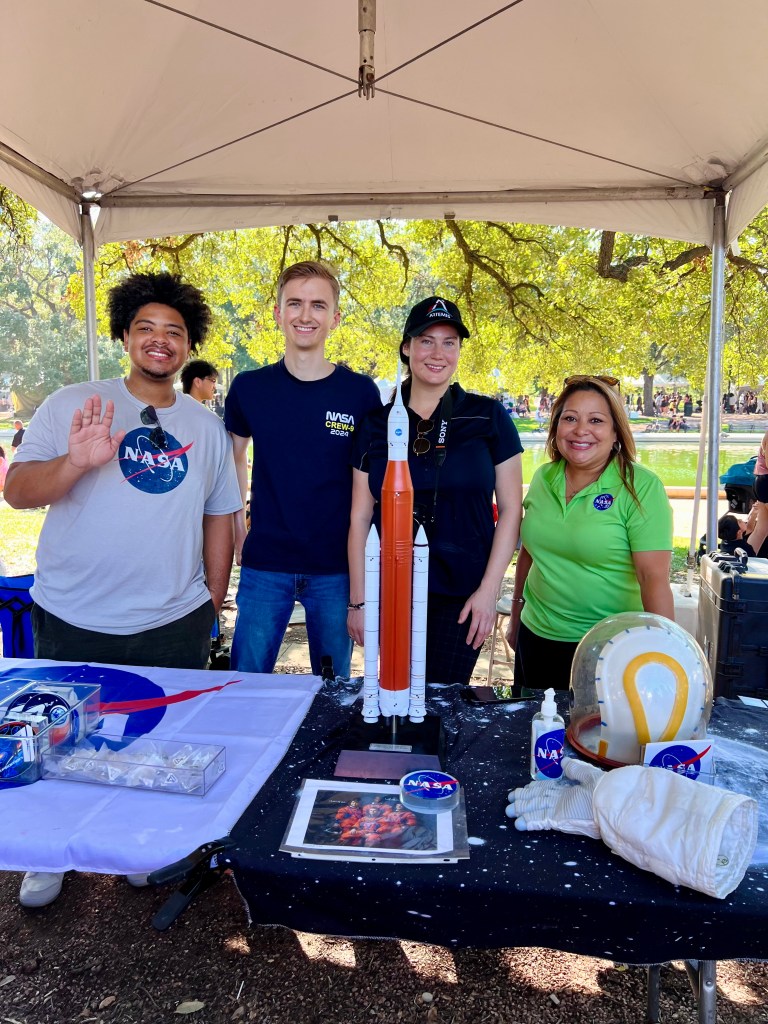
left=140, top=405, right=168, bottom=450
left=413, top=418, right=434, bottom=456
left=564, top=374, right=620, bottom=392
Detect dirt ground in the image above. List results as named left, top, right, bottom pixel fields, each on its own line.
left=1, top=866, right=768, bottom=1024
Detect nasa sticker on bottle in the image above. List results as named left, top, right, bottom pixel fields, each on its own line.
left=400, top=770, right=460, bottom=814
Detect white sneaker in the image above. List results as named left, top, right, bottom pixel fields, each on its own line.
left=19, top=871, right=64, bottom=908
left=126, top=872, right=150, bottom=887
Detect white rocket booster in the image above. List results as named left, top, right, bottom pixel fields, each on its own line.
left=362, top=525, right=381, bottom=723
left=408, top=524, right=429, bottom=723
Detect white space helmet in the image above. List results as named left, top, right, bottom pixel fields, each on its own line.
left=567, top=612, right=712, bottom=767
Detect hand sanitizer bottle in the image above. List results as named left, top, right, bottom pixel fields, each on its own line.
left=530, top=688, right=565, bottom=781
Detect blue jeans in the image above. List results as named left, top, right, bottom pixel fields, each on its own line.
left=232, top=568, right=352, bottom=677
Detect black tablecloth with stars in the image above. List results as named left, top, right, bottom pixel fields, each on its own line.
left=229, top=688, right=768, bottom=963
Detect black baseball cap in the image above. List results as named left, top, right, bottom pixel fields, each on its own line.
left=400, top=296, right=470, bottom=364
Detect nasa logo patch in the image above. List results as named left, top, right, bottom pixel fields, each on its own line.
left=118, top=428, right=192, bottom=494
left=593, top=493, right=614, bottom=511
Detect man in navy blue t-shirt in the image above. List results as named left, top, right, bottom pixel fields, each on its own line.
left=225, top=261, right=381, bottom=677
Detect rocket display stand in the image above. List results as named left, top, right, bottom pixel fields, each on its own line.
left=336, top=370, right=444, bottom=781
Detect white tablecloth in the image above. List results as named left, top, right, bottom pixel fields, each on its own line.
left=0, top=658, right=321, bottom=874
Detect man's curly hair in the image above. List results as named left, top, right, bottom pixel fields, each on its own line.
left=108, top=272, right=212, bottom=350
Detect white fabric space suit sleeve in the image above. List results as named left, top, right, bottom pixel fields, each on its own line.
left=592, top=765, right=758, bottom=899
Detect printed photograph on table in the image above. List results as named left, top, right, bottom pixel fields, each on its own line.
left=281, top=780, right=469, bottom=863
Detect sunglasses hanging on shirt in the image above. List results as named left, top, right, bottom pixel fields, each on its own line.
left=140, top=405, right=168, bottom=450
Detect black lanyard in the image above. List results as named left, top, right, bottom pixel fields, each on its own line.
left=419, top=385, right=453, bottom=527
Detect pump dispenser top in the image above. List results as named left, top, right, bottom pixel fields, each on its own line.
left=540, top=687, right=557, bottom=719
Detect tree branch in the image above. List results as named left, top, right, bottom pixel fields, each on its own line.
left=376, top=220, right=410, bottom=288
left=597, top=230, right=650, bottom=281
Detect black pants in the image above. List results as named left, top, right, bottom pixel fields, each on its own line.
left=513, top=620, right=578, bottom=694
left=32, top=600, right=215, bottom=671
left=425, top=593, right=482, bottom=686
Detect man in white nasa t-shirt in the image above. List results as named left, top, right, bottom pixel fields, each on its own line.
left=4, top=272, right=241, bottom=908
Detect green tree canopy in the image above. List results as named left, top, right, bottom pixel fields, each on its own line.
left=3, top=183, right=768, bottom=406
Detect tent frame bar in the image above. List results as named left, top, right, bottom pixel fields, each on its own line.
left=0, top=141, right=80, bottom=202
left=100, top=185, right=714, bottom=209
left=705, top=195, right=727, bottom=550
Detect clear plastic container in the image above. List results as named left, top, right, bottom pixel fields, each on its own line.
left=0, top=681, right=101, bottom=786
left=42, top=733, right=226, bottom=796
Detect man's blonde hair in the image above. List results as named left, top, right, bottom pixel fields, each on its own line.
left=276, top=260, right=340, bottom=309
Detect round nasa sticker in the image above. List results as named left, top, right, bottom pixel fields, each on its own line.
left=593, top=493, right=614, bottom=511
left=395, top=427, right=403, bottom=437
left=400, top=770, right=460, bottom=814
left=118, top=427, right=191, bottom=494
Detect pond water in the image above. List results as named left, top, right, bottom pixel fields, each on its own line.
left=521, top=443, right=757, bottom=487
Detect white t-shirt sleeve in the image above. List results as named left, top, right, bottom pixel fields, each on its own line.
left=203, top=429, right=242, bottom=515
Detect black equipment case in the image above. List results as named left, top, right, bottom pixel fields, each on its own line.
left=697, top=552, right=768, bottom=699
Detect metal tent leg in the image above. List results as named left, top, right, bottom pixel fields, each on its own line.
left=704, top=195, right=726, bottom=550
left=80, top=203, right=100, bottom=382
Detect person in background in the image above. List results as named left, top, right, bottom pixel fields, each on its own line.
left=10, top=420, right=24, bottom=452
left=507, top=375, right=673, bottom=694
left=746, top=428, right=768, bottom=557
left=718, top=512, right=768, bottom=557
left=225, top=261, right=381, bottom=678
left=349, top=296, right=523, bottom=685
left=180, top=359, right=219, bottom=404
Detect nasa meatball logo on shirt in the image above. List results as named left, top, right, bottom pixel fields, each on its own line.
left=593, top=493, right=614, bottom=511
left=118, top=427, right=193, bottom=493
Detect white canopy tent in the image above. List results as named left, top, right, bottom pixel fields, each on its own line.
left=3, top=0, right=768, bottom=545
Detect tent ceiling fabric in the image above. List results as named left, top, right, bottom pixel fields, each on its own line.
left=3, top=0, right=768, bottom=245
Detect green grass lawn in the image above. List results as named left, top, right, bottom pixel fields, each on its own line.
left=0, top=504, right=45, bottom=575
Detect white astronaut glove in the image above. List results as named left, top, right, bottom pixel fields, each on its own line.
left=506, top=758, right=758, bottom=899
left=506, top=758, right=603, bottom=838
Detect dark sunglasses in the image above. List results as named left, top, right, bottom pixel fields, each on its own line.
left=564, top=374, right=620, bottom=392
left=413, top=418, right=434, bottom=456
left=140, top=405, right=168, bottom=450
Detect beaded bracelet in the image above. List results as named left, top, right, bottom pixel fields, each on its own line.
left=347, top=601, right=365, bottom=610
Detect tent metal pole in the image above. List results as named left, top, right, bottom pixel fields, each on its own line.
left=99, top=184, right=712, bottom=209
left=80, top=204, right=100, bottom=382
left=705, top=195, right=727, bottom=550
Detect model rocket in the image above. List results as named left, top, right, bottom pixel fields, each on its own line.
left=362, top=366, right=429, bottom=724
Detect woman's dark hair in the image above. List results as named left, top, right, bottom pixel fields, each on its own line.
left=718, top=514, right=741, bottom=543
left=546, top=378, right=640, bottom=504
left=0, top=445, right=5, bottom=459
left=108, top=272, right=212, bottom=350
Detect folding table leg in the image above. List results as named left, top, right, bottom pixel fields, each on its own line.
left=683, top=959, right=718, bottom=1024
left=645, top=964, right=661, bottom=1023
left=646, top=960, right=717, bottom=1024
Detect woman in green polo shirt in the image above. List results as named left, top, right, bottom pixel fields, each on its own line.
left=506, top=375, right=674, bottom=693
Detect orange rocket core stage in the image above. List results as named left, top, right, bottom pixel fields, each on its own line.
left=379, top=459, right=414, bottom=693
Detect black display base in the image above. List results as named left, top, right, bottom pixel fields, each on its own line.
left=334, top=714, right=444, bottom=781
